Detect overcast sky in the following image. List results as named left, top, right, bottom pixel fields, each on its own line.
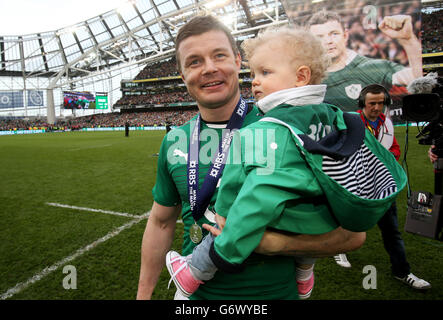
left=0, top=0, right=129, bottom=36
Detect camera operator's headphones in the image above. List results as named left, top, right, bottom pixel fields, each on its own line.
left=358, top=84, right=392, bottom=109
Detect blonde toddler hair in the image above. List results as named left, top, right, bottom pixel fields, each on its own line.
left=242, top=27, right=330, bottom=85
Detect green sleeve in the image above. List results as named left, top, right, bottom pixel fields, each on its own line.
left=213, top=165, right=298, bottom=265
left=211, top=124, right=338, bottom=269
left=213, top=127, right=300, bottom=266
left=152, top=134, right=181, bottom=207
left=374, top=59, right=404, bottom=86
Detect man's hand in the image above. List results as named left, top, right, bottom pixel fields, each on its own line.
left=429, top=145, right=438, bottom=163
left=379, top=15, right=414, bottom=41
left=384, top=14, right=422, bottom=83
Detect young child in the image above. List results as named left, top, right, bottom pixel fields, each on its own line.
left=165, top=27, right=405, bottom=300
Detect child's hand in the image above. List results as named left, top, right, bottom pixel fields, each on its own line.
left=202, top=223, right=221, bottom=237
left=214, top=213, right=226, bottom=230
left=202, top=213, right=226, bottom=237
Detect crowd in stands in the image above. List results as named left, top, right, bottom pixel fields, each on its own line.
left=79, top=110, right=198, bottom=127
left=422, top=10, right=443, bottom=53
left=115, top=90, right=193, bottom=106
left=135, top=57, right=179, bottom=80
left=0, top=118, right=49, bottom=131
left=0, top=109, right=198, bottom=131
left=115, top=86, right=253, bottom=107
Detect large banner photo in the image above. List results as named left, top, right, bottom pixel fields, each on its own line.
left=281, top=0, right=422, bottom=119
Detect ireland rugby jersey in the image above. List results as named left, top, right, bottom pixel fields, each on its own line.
left=323, top=52, right=404, bottom=111
left=152, top=105, right=262, bottom=255
left=153, top=105, right=303, bottom=299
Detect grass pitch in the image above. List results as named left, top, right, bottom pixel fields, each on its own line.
left=0, top=127, right=441, bottom=300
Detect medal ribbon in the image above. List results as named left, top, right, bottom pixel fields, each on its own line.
left=187, top=98, right=248, bottom=222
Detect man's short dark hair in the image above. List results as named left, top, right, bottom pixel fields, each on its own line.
left=358, top=84, right=391, bottom=108
left=306, top=10, right=346, bottom=31
left=174, top=15, right=239, bottom=72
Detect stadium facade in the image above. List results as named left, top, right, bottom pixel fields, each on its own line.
left=0, top=0, right=288, bottom=123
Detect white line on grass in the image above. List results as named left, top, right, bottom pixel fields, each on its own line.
left=2, top=202, right=182, bottom=300
left=69, top=144, right=113, bottom=151
left=46, top=202, right=183, bottom=223
left=0, top=212, right=150, bottom=300
left=46, top=202, right=140, bottom=219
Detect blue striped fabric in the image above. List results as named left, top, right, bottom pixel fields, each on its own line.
left=322, top=144, right=397, bottom=200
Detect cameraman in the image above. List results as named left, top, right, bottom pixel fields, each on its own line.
left=334, top=84, right=431, bottom=290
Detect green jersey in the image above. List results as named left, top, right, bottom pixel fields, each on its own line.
left=153, top=106, right=262, bottom=255
left=213, top=103, right=340, bottom=266
left=323, top=53, right=404, bottom=111
left=212, top=102, right=405, bottom=269
left=154, top=106, right=301, bottom=300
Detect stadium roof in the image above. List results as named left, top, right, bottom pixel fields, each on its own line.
left=0, top=0, right=288, bottom=89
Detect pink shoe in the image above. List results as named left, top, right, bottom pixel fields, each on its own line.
left=297, top=272, right=314, bottom=300
left=166, top=251, right=203, bottom=297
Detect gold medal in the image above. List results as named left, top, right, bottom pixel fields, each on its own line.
left=189, top=223, right=203, bottom=244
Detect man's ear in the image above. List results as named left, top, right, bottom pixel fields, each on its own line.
left=344, top=28, right=350, bottom=43
left=235, top=52, right=242, bottom=70
left=295, top=66, right=311, bottom=87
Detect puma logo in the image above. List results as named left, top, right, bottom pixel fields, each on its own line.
left=173, top=149, right=188, bottom=161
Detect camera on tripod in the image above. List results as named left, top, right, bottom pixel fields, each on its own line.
left=401, top=73, right=443, bottom=241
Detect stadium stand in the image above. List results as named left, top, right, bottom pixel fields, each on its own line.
left=0, top=110, right=198, bottom=131
left=422, top=9, right=443, bottom=54
left=135, top=57, right=179, bottom=79
left=1, top=4, right=442, bottom=131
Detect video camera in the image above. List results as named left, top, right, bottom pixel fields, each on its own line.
left=401, top=73, right=443, bottom=241
left=402, top=74, right=443, bottom=157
